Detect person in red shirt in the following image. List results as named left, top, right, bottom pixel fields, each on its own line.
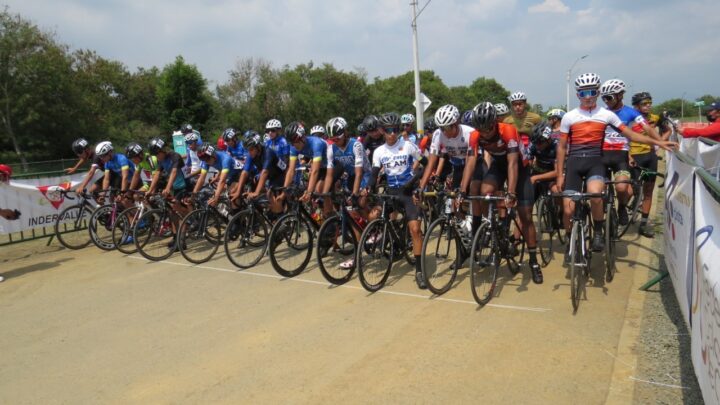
left=681, top=101, right=720, bottom=141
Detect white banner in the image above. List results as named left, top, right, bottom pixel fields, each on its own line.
left=664, top=152, right=696, bottom=327
left=0, top=172, right=100, bottom=235
left=698, top=140, right=720, bottom=174
left=691, top=175, right=720, bottom=405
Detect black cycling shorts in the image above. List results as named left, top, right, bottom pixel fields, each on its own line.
left=564, top=155, right=605, bottom=193
left=481, top=157, right=508, bottom=186
left=515, top=166, right=534, bottom=207
left=602, top=150, right=631, bottom=178
left=387, top=188, right=420, bottom=221
left=631, top=152, right=658, bottom=181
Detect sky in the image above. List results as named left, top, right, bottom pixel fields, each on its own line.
left=4, top=0, right=719, bottom=110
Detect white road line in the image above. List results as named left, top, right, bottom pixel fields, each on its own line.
left=604, top=350, right=636, bottom=370
left=628, top=376, right=690, bottom=390
left=128, top=256, right=552, bottom=313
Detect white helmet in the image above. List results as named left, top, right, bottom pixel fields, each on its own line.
left=184, top=131, right=199, bottom=143
left=95, top=141, right=113, bottom=156
left=400, top=113, right=415, bottom=124
left=575, top=73, right=601, bottom=90
left=265, top=119, right=282, bottom=130
left=434, top=104, right=460, bottom=127
left=326, top=117, right=348, bottom=138
left=310, top=125, right=326, bottom=136
left=599, top=79, right=626, bottom=96
left=508, top=92, right=527, bottom=103
left=494, top=103, right=510, bottom=116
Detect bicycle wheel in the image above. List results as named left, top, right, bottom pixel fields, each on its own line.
left=224, top=209, right=269, bottom=269
left=268, top=213, right=314, bottom=277
left=112, top=206, right=140, bottom=254
left=89, top=205, right=117, bottom=251
left=570, top=221, right=585, bottom=312
left=605, top=207, right=617, bottom=282
left=470, top=222, right=498, bottom=306
left=357, top=219, right=393, bottom=292
left=535, top=198, right=554, bottom=267
left=618, top=186, right=642, bottom=238
left=134, top=208, right=176, bottom=261
left=179, top=209, right=223, bottom=264
left=421, top=217, right=460, bottom=295
left=317, top=215, right=358, bottom=285
left=54, top=204, right=92, bottom=250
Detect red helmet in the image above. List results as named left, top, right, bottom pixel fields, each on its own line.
left=0, top=164, right=12, bottom=177
left=216, top=137, right=227, bottom=151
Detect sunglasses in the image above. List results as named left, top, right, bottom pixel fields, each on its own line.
left=602, top=94, right=616, bottom=102
left=384, top=127, right=400, bottom=134
left=578, top=89, right=599, bottom=98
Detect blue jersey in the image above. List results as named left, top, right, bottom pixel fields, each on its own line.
left=329, top=138, right=370, bottom=175
left=603, top=105, right=646, bottom=152
left=290, top=136, right=331, bottom=168
left=158, top=151, right=187, bottom=190
left=104, top=153, right=134, bottom=176
left=244, top=147, right=287, bottom=179
left=265, top=136, right=290, bottom=161
left=200, top=150, right=240, bottom=177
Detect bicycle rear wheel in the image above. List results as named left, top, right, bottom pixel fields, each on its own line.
left=134, top=208, right=176, bottom=261
left=179, top=209, right=223, bottom=264
left=317, top=215, right=357, bottom=285
left=224, top=209, right=269, bottom=269
left=357, top=219, right=393, bottom=292
left=112, top=206, right=140, bottom=254
left=618, top=186, right=642, bottom=238
left=470, top=223, right=498, bottom=306
left=268, top=214, right=314, bottom=277
left=570, top=221, right=586, bottom=313
left=605, top=207, right=617, bottom=282
left=54, top=204, right=92, bottom=250
left=89, top=205, right=117, bottom=251
left=421, top=217, right=460, bottom=295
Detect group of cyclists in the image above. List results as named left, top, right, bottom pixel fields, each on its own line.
left=65, top=72, right=677, bottom=295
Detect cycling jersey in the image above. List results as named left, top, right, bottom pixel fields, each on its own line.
left=528, top=140, right=557, bottom=173
left=133, top=153, right=158, bottom=185
left=428, top=124, right=480, bottom=166
left=560, top=106, right=627, bottom=157
left=184, top=138, right=203, bottom=176
left=549, top=129, right=563, bottom=141
left=104, top=153, right=134, bottom=176
left=226, top=142, right=248, bottom=170
left=504, top=112, right=541, bottom=147
left=476, top=122, right=521, bottom=158
left=265, top=136, right=291, bottom=161
left=603, top=105, right=646, bottom=152
left=405, top=132, right=418, bottom=145
left=418, top=135, right=431, bottom=156
left=200, top=150, right=240, bottom=179
left=290, top=136, right=331, bottom=168
left=328, top=138, right=370, bottom=174
left=630, top=113, right=659, bottom=155
left=243, top=147, right=287, bottom=187
left=361, top=134, right=385, bottom=162
left=89, top=152, right=105, bottom=171
left=157, top=151, right=187, bottom=190
left=372, top=138, right=422, bottom=189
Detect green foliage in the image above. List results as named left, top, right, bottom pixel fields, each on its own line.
left=157, top=56, right=213, bottom=132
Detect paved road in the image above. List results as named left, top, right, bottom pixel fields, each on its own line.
left=0, top=225, right=666, bottom=403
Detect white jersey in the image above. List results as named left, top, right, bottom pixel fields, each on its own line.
left=429, top=124, right=479, bottom=165
left=372, top=138, right=422, bottom=188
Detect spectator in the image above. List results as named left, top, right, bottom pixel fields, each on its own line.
left=681, top=101, right=720, bottom=141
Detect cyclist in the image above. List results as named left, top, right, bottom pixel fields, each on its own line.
left=364, top=112, right=427, bottom=289
left=222, top=128, right=247, bottom=169
left=467, top=102, right=543, bottom=284
left=557, top=73, right=677, bottom=254
left=282, top=121, right=332, bottom=204
left=237, top=133, right=288, bottom=218
left=97, top=141, right=133, bottom=193
left=494, top=103, right=510, bottom=122
left=546, top=109, right=566, bottom=140
left=264, top=119, right=290, bottom=160
left=528, top=122, right=560, bottom=193
left=147, top=137, right=189, bottom=199
left=194, top=144, right=240, bottom=208
left=401, top=113, right=417, bottom=144
left=360, top=115, right=385, bottom=163
left=310, top=125, right=327, bottom=140
left=183, top=130, right=203, bottom=190
left=418, top=118, right=437, bottom=156
left=504, top=91, right=542, bottom=149
left=70, top=138, right=106, bottom=194
left=125, top=143, right=157, bottom=192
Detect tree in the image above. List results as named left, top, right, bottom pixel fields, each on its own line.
left=368, top=70, right=451, bottom=117
left=157, top=56, right=213, bottom=132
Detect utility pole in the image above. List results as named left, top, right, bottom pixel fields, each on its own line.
left=411, top=0, right=428, bottom=135
left=566, top=55, right=588, bottom=111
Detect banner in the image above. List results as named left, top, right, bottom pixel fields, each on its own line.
left=698, top=140, right=720, bottom=174
left=691, top=176, right=720, bottom=404
left=0, top=172, right=101, bottom=235
left=664, top=152, right=696, bottom=327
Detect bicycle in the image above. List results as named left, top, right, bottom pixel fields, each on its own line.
left=54, top=189, right=96, bottom=250
left=533, top=182, right=564, bottom=267
left=133, top=193, right=186, bottom=261
left=224, top=195, right=273, bottom=269
left=603, top=177, right=632, bottom=282
left=177, top=192, right=232, bottom=264
left=88, top=188, right=123, bottom=251
left=111, top=190, right=150, bottom=255
left=267, top=187, right=319, bottom=278
left=355, top=193, right=416, bottom=293
left=618, top=166, right=665, bottom=238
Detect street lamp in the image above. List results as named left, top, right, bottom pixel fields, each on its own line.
left=410, top=0, right=431, bottom=135
left=566, top=54, right=589, bottom=111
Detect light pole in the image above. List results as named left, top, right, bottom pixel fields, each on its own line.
left=411, top=0, right=431, bottom=135
left=566, top=54, right=588, bottom=111
left=681, top=92, right=686, bottom=119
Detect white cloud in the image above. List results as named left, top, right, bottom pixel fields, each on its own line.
left=484, top=47, right=506, bottom=61
left=528, top=0, right=570, bottom=14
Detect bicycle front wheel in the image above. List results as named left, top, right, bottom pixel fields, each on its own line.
left=317, top=215, right=358, bottom=285
left=134, top=208, right=176, bottom=261
left=535, top=198, right=554, bottom=267
left=89, top=205, right=117, bottom=251
left=357, top=219, right=393, bottom=292
left=179, top=209, right=223, bottom=264
left=421, top=217, right=460, bottom=295
left=54, top=204, right=92, bottom=250
left=268, top=214, right=314, bottom=277
left=605, top=207, right=617, bottom=282
left=112, top=206, right=140, bottom=254
left=570, top=221, right=586, bottom=312
left=470, top=222, right=498, bottom=306
left=224, top=209, right=269, bottom=269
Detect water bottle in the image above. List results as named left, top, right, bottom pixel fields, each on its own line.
left=444, top=198, right=452, bottom=214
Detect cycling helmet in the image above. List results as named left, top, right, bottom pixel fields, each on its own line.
left=125, top=142, right=144, bottom=159
left=494, top=103, right=510, bottom=116
left=284, top=121, right=306, bottom=143
left=400, top=113, right=415, bottom=125
left=216, top=137, right=227, bottom=151
left=357, top=123, right=366, bottom=135
left=265, top=119, right=282, bottom=131
left=599, top=79, right=626, bottom=96
left=244, top=129, right=260, bottom=139
left=546, top=108, right=566, bottom=119
left=461, top=110, right=473, bottom=126
left=424, top=118, right=438, bottom=133
left=310, top=125, right=326, bottom=136
left=184, top=131, right=199, bottom=143
left=243, top=134, right=263, bottom=150
left=434, top=104, right=460, bottom=127
left=471, top=102, right=497, bottom=131
left=631, top=92, right=652, bottom=106
left=531, top=121, right=553, bottom=144
left=222, top=128, right=238, bottom=142
left=197, top=144, right=217, bottom=159
left=180, top=123, right=193, bottom=134
left=378, top=112, right=401, bottom=128
left=574, top=73, right=601, bottom=90
left=326, top=117, right=347, bottom=138
left=508, top=91, right=527, bottom=103
left=148, top=137, right=166, bottom=155
left=95, top=141, right=113, bottom=156
left=362, top=115, right=380, bottom=131
left=71, top=138, right=90, bottom=155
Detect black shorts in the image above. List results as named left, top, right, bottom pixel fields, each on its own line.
left=449, top=163, right=464, bottom=189
left=602, top=150, right=630, bottom=178
left=387, top=188, right=420, bottom=221
left=564, top=155, right=605, bottom=193
left=438, top=159, right=453, bottom=182
left=472, top=159, right=488, bottom=181
left=631, top=152, right=658, bottom=181
left=515, top=166, right=534, bottom=207
left=482, top=158, right=508, bottom=186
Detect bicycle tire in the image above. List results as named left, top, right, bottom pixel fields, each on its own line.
left=421, top=217, right=460, bottom=295
left=535, top=198, right=554, bottom=267
left=605, top=207, right=617, bottom=282
left=356, top=219, right=393, bottom=292
left=89, top=205, right=117, bottom=251
left=470, top=222, right=498, bottom=305
left=112, top=205, right=140, bottom=254
left=224, top=209, right=269, bottom=269
left=54, top=204, right=93, bottom=250
left=618, top=185, right=642, bottom=238
left=134, top=208, right=176, bottom=261
left=268, top=213, right=314, bottom=277
left=317, top=215, right=357, bottom=285
left=570, top=221, right=585, bottom=313
left=179, top=209, right=223, bottom=264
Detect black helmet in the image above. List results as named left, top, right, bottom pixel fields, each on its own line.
left=631, top=92, right=652, bottom=106
left=531, top=121, right=553, bottom=144
left=148, top=137, right=166, bottom=156
left=197, top=144, right=217, bottom=159
left=357, top=123, right=366, bottom=135
left=244, top=129, right=260, bottom=139
left=424, top=118, right=438, bottom=133
left=181, top=123, right=193, bottom=134
left=471, top=102, right=497, bottom=131
left=71, top=138, right=90, bottom=155
left=362, top=115, right=380, bottom=131
left=378, top=112, right=401, bottom=128
left=125, top=142, right=144, bottom=159
left=284, top=121, right=306, bottom=143
left=243, top=133, right=263, bottom=150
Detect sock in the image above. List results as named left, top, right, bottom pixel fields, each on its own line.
left=528, top=247, right=537, bottom=263
left=414, top=255, right=422, bottom=274
left=472, top=216, right=482, bottom=233
left=640, top=213, right=649, bottom=224
left=594, top=220, right=604, bottom=233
